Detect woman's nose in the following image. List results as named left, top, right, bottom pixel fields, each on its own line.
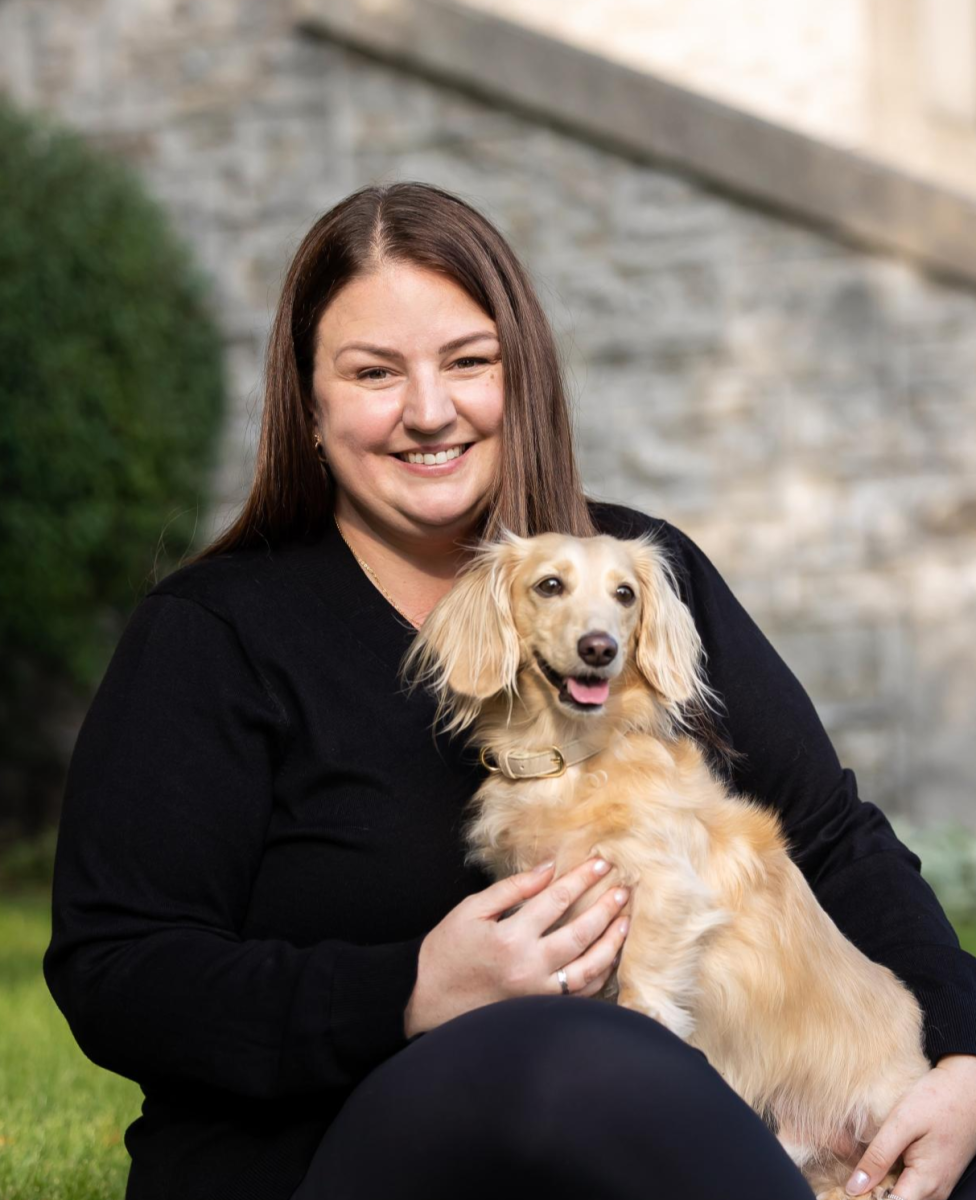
left=402, top=371, right=458, bottom=433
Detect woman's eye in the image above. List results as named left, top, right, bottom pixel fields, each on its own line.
left=534, top=577, right=564, bottom=597
left=615, top=584, right=636, bottom=606
left=358, top=358, right=488, bottom=381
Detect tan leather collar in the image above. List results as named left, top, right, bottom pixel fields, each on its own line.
left=479, top=738, right=601, bottom=780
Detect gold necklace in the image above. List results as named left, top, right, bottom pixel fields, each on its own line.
left=333, top=514, right=421, bottom=629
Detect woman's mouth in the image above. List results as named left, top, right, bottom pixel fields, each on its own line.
left=396, top=439, right=472, bottom=460
left=392, top=442, right=474, bottom=475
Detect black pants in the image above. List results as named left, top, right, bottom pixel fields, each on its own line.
left=291, top=995, right=976, bottom=1199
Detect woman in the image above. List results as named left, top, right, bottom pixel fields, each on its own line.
left=45, top=181, right=976, bottom=1200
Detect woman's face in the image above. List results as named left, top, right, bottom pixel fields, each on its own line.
left=311, top=262, right=505, bottom=544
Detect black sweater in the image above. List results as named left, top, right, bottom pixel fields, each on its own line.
left=43, top=501, right=976, bottom=1200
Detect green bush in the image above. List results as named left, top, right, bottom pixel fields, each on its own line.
left=0, top=827, right=58, bottom=892
left=0, top=97, right=226, bottom=836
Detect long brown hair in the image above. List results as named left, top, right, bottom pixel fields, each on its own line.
left=184, top=181, right=594, bottom=564
left=182, top=182, right=740, bottom=772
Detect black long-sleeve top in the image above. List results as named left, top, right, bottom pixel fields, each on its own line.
left=43, top=501, right=976, bottom=1200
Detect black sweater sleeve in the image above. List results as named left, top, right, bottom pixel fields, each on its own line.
left=43, top=592, right=425, bottom=1100
left=663, top=521, right=976, bottom=1065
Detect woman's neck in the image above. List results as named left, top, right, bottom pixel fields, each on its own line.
left=333, top=496, right=481, bottom=627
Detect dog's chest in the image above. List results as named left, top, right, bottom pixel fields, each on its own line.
left=466, top=767, right=640, bottom=875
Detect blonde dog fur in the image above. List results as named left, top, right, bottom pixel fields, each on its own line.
left=403, top=529, right=929, bottom=1199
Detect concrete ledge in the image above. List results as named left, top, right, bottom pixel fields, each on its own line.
left=294, top=0, right=976, bottom=287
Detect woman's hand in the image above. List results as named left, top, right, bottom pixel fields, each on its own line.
left=845, top=1054, right=976, bottom=1199
left=403, top=857, right=631, bottom=1038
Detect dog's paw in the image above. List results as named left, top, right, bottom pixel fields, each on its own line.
left=816, top=1181, right=899, bottom=1200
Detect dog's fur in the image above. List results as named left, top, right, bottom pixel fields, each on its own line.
left=403, top=529, right=929, bottom=1199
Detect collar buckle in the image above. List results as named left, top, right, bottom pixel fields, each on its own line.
left=480, top=744, right=570, bottom=779
left=540, top=746, right=567, bottom=778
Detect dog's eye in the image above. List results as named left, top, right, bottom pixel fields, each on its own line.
left=534, top=577, right=564, bottom=598
left=615, top=584, right=636, bottom=606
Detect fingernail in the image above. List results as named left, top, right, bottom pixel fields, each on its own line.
left=533, top=860, right=555, bottom=873
left=845, top=1171, right=870, bottom=1195
left=614, top=888, right=628, bottom=904
left=593, top=859, right=611, bottom=874
left=619, top=917, right=630, bottom=935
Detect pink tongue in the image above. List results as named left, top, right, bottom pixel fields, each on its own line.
left=567, top=677, right=610, bottom=705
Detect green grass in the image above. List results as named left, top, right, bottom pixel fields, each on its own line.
left=0, top=893, right=141, bottom=1200
left=1, top=895, right=974, bottom=1200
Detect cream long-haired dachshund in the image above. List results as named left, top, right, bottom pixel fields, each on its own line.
left=402, top=529, right=929, bottom=1200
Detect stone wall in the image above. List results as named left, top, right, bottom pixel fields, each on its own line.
left=2, top=0, right=975, bottom=826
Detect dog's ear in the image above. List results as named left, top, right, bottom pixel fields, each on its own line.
left=401, top=534, right=525, bottom=729
left=630, top=536, right=705, bottom=710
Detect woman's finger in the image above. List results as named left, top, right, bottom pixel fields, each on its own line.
left=846, top=1104, right=921, bottom=1196
left=576, top=968, right=613, bottom=998
left=471, top=859, right=558, bottom=921
left=552, top=915, right=630, bottom=996
left=516, top=857, right=615, bottom=935
left=576, top=918, right=630, bottom=997
left=542, top=884, right=630, bottom=969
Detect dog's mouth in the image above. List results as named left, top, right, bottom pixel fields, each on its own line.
left=533, top=651, right=611, bottom=711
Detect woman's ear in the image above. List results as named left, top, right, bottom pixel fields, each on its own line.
left=401, top=535, right=524, bottom=730
left=631, top=537, right=705, bottom=711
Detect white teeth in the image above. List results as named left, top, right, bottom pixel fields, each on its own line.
left=400, top=444, right=467, bottom=464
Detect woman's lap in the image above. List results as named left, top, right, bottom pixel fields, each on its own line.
left=290, top=995, right=822, bottom=1199
left=290, top=995, right=976, bottom=1199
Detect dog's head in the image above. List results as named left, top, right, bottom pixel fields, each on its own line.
left=403, top=530, right=712, bottom=735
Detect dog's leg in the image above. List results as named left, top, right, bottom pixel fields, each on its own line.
left=809, top=1041, right=927, bottom=1197
left=778, top=1126, right=880, bottom=1199
left=612, top=853, right=729, bottom=1040
left=806, top=1132, right=900, bottom=1199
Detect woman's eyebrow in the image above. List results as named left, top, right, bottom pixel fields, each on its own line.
left=334, top=330, right=499, bottom=362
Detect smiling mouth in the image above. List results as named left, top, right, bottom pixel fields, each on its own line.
left=394, top=443, right=472, bottom=465
left=533, top=651, right=611, bottom=710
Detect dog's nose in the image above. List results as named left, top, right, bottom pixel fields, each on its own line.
left=577, top=632, right=617, bottom=666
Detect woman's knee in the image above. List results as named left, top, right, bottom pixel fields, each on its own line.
left=405, top=995, right=797, bottom=1192
left=437, top=994, right=710, bottom=1080
left=415, top=994, right=719, bottom=1136
left=453, top=996, right=810, bottom=1195
left=303, top=996, right=811, bottom=1199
